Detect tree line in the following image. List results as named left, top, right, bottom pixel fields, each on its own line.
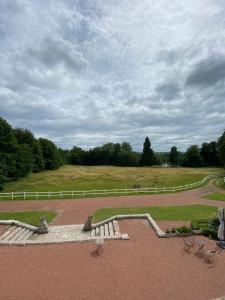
left=1, top=116, right=225, bottom=190
left=0, top=117, right=64, bottom=190
left=66, top=135, right=225, bottom=169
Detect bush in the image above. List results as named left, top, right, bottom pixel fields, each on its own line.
left=191, top=218, right=219, bottom=240
left=176, top=226, right=192, bottom=234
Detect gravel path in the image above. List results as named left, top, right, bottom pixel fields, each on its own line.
left=0, top=219, right=225, bottom=300
left=0, top=181, right=224, bottom=225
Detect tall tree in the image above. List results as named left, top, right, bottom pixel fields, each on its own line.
left=140, top=137, right=154, bottom=166
left=169, top=146, right=179, bottom=166
left=39, top=138, right=63, bottom=170
left=218, top=130, right=225, bottom=168
left=200, top=142, right=220, bottom=167
left=183, top=145, right=202, bottom=167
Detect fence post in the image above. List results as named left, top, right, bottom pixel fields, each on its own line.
left=36, top=192, right=38, bottom=200
left=11, top=192, right=13, bottom=200
left=24, top=192, right=26, bottom=200
left=164, top=187, right=165, bottom=193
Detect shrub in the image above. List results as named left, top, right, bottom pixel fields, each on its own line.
left=191, top=218, right=219, bottom=240
left=176, top=226, right=191, bottom=234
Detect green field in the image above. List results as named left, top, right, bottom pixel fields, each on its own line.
left=0, top=211, right=56, bottom=226
left=203, top=192, right=225, bottom=201
left=92, top=204, right=218, bottom=222
left=2, top=165, right=222, bottom=193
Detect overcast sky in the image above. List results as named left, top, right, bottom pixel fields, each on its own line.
left=0, top=0, right=225, bottom=151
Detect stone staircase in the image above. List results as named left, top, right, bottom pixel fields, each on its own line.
left=0, top=222, right=38, bottom=245
left=90, top=220, right=121, bottom=239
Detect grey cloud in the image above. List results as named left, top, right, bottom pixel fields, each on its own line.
left=27, top=37, right=88, bottom=73
left=185, top=55, right=225, bottom=87
left=155, top=82, right=181, bottom=101
left=0, top=0, right=225, bottom=152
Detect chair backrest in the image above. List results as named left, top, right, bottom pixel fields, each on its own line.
left=96, top=237, right=104, bottom=246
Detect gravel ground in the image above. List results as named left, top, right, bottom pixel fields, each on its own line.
left=0, top=219, right=225, bottom=300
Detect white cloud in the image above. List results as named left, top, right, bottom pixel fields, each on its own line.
left=0, top=0, right=225, bottom=151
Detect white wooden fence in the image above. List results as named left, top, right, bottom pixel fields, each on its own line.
left=0, top=173, right=224, bottom=200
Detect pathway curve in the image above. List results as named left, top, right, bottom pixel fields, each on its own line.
left=0, top=180, right=224, bottom=225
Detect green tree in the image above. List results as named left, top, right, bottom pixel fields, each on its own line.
left=69, top=146, right=86, bottom=165
left=39, top=138, right=63, bottom=170
left=218, top=131, right=225, bottom=168
left=14, top=128, right=44, bottom=172
left=121, top=142, right=132, bottom=152
left=200, top=142, right=220, bottom=167
left=169, top=146, right=179, bottom=166
left=183, top=145, right=202, bottom=167
left=140, top=137, right=154, bottom=166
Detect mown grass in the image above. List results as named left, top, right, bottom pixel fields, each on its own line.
left=2, top=165, right=222, bottom=192
left=0, top=211, right=56, bottom=226
left=92, top=204, right=218, bottom=222
left=214, top=177, right=225, bottom=190
left=203, top=192, right=225, bottom=201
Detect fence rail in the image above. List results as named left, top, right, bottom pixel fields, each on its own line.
left=0, top=173, right=224, bottom=200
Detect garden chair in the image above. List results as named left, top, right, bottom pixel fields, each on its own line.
left=96, top=237, right=104, bottom=253
left=183, top=236, right=195, bottom=252
left=196, top=240, right=206, bottom=255
left=204, top=250, right=216, bottom=263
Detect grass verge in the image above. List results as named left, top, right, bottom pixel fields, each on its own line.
left=203, top=192, right=225, bottom=201
left=92, top=204, right=218, bottom=222
left=0, top=211, right=56, bottom=227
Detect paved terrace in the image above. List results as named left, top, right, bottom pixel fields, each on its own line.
left=0, top=219, right=225, bottom=300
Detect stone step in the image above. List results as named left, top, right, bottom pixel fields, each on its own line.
left=11, top=227, right=28, bottom=241
left=27, top=232, right=38, bottom=240
left=95, top=227, right=100, bottom=237
left=90, top=228, right=95, bottom=237
left=0, top=225, right=17, bottom=240
left=113, top=220, right=120, bottom=236
left=100, top=225, right=104, bottom=237
left=104, top=224, right=109, bottom=237
left=20, top=229, right=34, bottom=241
left=0, top=225, right=11, bottom=236
left=3, top=226, right=22, bottom=241
left=108, top=222, right=114, bottom=236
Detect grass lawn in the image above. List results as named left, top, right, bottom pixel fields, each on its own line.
left=203, top=192, right=225, bottom=201
left=0, top=211, right=56, bottom=227
left=214, top=177, right=225, bottom=190
left=92, top=204, right=218, bottom=222
left=2, top=165, right=222, bottom=193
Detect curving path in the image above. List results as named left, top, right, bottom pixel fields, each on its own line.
left=0, top=180, right=224, bottom=225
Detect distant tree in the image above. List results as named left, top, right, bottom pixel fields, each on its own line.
left=39, top=138, right=63, bottom=170
left=0, top=117, right=18, bottom=180
left=121, top=142, right=132, bottom=152
left=140, top=137, right=154, bottom=166
left=183, top=145, right=202, bottom=167
left=218, top=130, right=225, bottom=168
left=153, top=153, right=162, bottom=165
left=15, top=144, right=34, bottom=177
left=14, top=128, right=44, bottom=172
left=200, top=142, right=220, bottom=167
left=117, top=151, right=139, bottom=166
left=69, top=146, right=86, bottom=165
left=169, top=146, right=179, bottom=166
